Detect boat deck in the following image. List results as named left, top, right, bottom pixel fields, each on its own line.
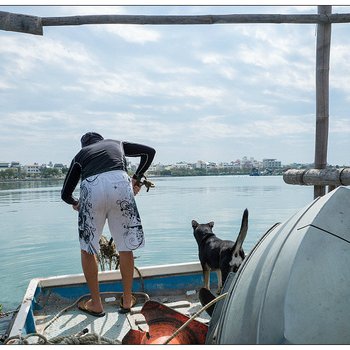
left=7, top=262, right=217, bottom=344
left=31, top=290, right=211, bottom=344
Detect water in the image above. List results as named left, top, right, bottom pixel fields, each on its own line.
left=0, top=175, right=313, bottom=311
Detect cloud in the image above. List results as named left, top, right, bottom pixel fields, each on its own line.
left=0, top=35, right=94, bottom=79
left=101, top=25, right=161, bottom=44
left=331, top=118, right=350, bottom=133
left=1, top=5, right=350, bottom=166
left=49, top=5, right=162, bottom=44
left=187, top=114, right=314, bottom=141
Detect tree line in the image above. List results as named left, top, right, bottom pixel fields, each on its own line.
left=0, top=167, right=68, bottom=180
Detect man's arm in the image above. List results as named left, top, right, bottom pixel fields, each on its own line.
left=123, top=142, right=156, bottom=179
left=61, top=159, right=81, bottom=205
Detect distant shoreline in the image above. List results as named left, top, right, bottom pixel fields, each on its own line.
left=0, top=177, right=65, bottom=183
left=0, top=172, right=284, bottom=184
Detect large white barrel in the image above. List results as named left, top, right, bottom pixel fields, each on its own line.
left=212, top=186, right=350, bottom=344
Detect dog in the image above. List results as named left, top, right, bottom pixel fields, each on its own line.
left=192, top=208, right=248, bottom=293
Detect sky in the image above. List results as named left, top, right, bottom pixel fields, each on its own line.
left=1, top=4, right=350, bottom=166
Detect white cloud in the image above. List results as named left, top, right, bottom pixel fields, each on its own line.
left=188, top=114, right=314, bottom=140
left=102, top=25, right=161, bottom=44
left=251, top=117, right=314, bottom=136
left=331, top=118, right=350, bottom=133
left=51, top=6, right=162, bottom=43
left=0, top=80, right=14, bottom=90
left=0, top=35, right=94, bottom=78
left=1, top=5, right=350, bottom=166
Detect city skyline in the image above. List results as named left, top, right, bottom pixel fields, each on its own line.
left=2, top=155, right=348, bottom=169
left=1, top=5, right=350, bottom=166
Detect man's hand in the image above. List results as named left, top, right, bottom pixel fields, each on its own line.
left=72, top=201, right=80, bottom=211
left=132, top=178, right=141, bottom=196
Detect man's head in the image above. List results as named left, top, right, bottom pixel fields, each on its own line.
left=80, top=132, right=104, bottom=147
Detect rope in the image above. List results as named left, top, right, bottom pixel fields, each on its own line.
left=5, top=292, right=220, bottom=345
left=5, top=290, right=150, bottom=345
left=133, top=265, right=145, bottom=291
left=42, top=291, right=150, bottom=334
left=162, top=292, right=228, bottom=345
left=42, top=293, right=90, bottom=333
left=4, top=332, right=122, bottom=345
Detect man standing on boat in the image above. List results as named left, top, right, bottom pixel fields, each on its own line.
left=61, top=132, right=155, bottom=316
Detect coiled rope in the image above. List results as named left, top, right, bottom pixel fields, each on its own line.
left=4, top=332, right=122, bottom=345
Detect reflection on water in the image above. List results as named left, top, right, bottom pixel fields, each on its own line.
left=0, top=179, right=63, bottom=191
left=0, top=176, right=313, bottom=310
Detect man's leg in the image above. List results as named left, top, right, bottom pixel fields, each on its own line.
left=80, top=250, right=104, bottom=313
left=119, top=251, right=134, bottom=308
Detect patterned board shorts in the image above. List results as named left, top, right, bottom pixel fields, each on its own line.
left=78, top=170, right=145, bottom=254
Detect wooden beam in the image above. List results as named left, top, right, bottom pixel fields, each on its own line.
left=0, top=11, right=42, bottom=35
left=40, top=13, right=330, bottom=27
left=314, top=6, right=332, bottom=199
left=39, top=13, right=350, bottom=27
left=2, top=10, right=350, bottom=35
left=283, top=168, right=350, bottom=186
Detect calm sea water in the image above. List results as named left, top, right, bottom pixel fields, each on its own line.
left=0, top=175, right=314, bottom=311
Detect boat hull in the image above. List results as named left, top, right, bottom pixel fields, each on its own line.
left=210, top=186, right=350, bottom=344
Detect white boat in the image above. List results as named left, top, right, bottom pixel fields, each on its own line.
left=4, top=186, right=350, bottom=344
left=5, top=261, right=213, bottom=345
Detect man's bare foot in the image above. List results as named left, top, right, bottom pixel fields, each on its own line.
left=78, top=299, right=105, bottom=317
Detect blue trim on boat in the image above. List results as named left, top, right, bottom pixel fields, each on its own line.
left=31, top=271, right=218, bottom=305
left=24, top=306, right=36, bottom=335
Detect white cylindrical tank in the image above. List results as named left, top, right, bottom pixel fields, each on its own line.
left=212, top=186, right=350, bottom=344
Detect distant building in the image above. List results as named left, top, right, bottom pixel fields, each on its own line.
left=0, top=162, right=10, bottom=171
left=196, top=160, right=207, bottom=169
left=218, top=162, right=234, bottom=168
left=231, top=160, right=241, bottom=169
left=241, top=156, right=253, bottom=170
left=23, top=163, right=41, bottom=175
left=263, top=158, right=282, bottom=169
left=206, top=162, right=217, bottom=169
left=10, top=161, right=21, bottom=168
left=149, top=163, right=165, bottom=172
left=172, top=162, right=193, bottom=169
left=53, top=163, right=65, bottom=169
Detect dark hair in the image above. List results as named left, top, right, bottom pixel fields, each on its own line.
left=80, top=132, right=104, bottom=147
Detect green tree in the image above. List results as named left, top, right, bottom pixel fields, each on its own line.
left=40, top=167, right=61, bottom=178
left=0, top=168, right=17, bottom=179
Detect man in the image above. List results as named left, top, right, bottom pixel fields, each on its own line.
left=61, top=132, right=155, bottom=316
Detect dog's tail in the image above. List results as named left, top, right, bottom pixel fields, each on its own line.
left=233, top=208, right=248, bottom=255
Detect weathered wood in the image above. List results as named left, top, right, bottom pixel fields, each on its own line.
left=0, top=11, right=42, bottom=35
left=328, top=185, right=337, bottom=192
left=2, top=10, right=350, bottom=35
left=314, top=6, right=332, bottom=199
left=283, top=168, right=350, bottom=186
left=39, top=13, right=340, bottom=27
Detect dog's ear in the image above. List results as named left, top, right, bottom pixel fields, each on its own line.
left=192, top=220, right=199, bottom=228
left=209, top=221, right=214, bottom=228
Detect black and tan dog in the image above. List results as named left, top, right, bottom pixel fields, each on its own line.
left=192, top=209, right=248, bottom=293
